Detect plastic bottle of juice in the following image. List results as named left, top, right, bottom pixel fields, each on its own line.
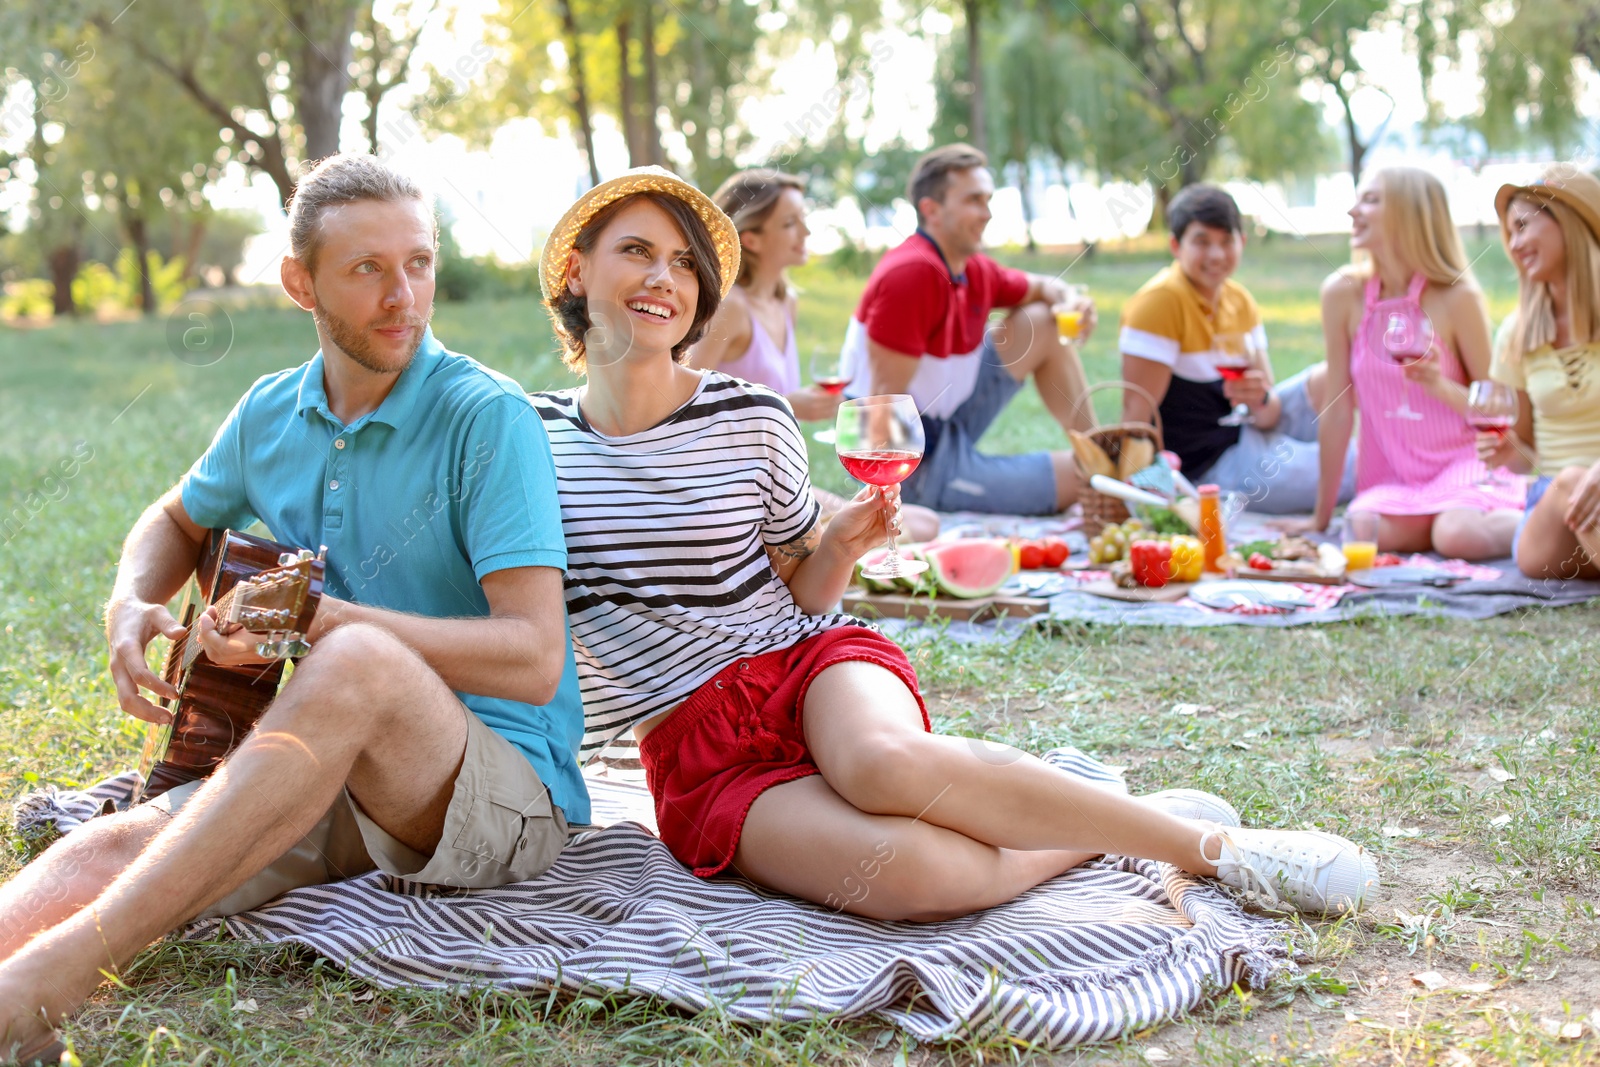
left=1198, top=484, right=1226, bottom=572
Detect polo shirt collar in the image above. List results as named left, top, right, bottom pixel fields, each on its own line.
left=915, top=228, right=966, bottom=285
left=295, top=328, right=444, bottom=429
left=1171, top=260, right=1219, bottom=317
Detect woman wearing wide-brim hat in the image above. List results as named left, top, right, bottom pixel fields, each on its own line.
left=1483, top=163, right=1600, bottom=579
left=528, top=165, right=1377, bottom=920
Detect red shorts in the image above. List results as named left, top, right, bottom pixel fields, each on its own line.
left=638, top=626, right=930, bottom=877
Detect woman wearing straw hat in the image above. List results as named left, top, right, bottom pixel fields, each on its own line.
left=1485, top=164, right=1600, bottom=579
left=688, top=168, right=940, bottom=542
left=528, top=165, right=1377, bottom=921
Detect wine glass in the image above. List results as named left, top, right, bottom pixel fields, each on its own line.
left=836, top=395, right=927, bottom=581
left=809, top=346, right=850, bottom=444
left=1053, top=284, right=1088, bottom=343
left=1466, top=379, right=1518, bottom=485
left=1381, top=310, right=1431, bottom=421
left=1213, top=331, right=1259, bottom=427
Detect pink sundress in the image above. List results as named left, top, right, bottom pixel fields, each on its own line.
left=1348, top=273, right=1524, bottom=515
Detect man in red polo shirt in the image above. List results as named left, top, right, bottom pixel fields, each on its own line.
left=839, top=143, right=1097, bottom=515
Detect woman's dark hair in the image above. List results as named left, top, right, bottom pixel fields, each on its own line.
left=1167, top=184, right=1243, bottom=241
left=547, top=191, right=723, bottom=371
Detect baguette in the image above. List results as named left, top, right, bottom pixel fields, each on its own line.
left=1118, top=436, right=1155, bottom=481
left=1068, top=431, right=1115, bottom=478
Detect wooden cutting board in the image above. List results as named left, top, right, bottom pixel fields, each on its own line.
left=1223, top=566, right=1345, bottom=586
left=842, top=590, right=1050, bottom=622
left=1075, top=578, right=1196, bottom=603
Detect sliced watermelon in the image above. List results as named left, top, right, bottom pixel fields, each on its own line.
left=922, top=538, right=1016, bottom=599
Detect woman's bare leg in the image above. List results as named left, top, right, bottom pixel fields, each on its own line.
left=734, top=775, right=1091, bottom=921
left=1432, top=508, right=1518, bottom=560
left=799, top=662, right=1218, bottom=873
left=1517, top=467, right=1600, bottom=579
left=1377, top=513, right=1437, bottom=553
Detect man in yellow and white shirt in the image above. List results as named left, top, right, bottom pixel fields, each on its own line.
left=1119, top=184, right=1354, bottom=513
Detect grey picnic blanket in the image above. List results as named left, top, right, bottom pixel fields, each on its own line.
left=18, top=749, right=1292, bottom=1049
left=1036, top=555, right=1600, bottom=629
left=885, top=511, right=1600, bottom=634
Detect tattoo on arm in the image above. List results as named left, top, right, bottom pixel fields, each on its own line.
left=768, top=525, right=820, bottom=563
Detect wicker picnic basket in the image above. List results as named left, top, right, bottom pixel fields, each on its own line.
left=1074, top=381, right=1163, bottom=538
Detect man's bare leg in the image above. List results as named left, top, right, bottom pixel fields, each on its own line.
left=992, top=303, right=1095, bottom=435
left=0, top=809, right=167, bottom=962
left=0, top=622, right=468, bottom=1053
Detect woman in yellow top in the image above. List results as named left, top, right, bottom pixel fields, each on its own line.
left=1484, top=165, right=1600, bottom=579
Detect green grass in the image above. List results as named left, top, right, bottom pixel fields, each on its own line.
left=3, top=236, right=1598, bottom=1064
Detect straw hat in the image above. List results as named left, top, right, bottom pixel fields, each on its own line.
left=1495, top=164, right=1600, bottom=243
left=539, top=166, right=741, bottom=301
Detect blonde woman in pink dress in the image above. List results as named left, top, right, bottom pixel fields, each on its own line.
left=1291, top=167, right=1524, bottom=557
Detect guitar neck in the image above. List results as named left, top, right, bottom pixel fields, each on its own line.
left=179, top=583, right=241, bottom=671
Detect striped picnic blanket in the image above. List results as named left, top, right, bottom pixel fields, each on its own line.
left=175, top=747, right=1292, bottom=1048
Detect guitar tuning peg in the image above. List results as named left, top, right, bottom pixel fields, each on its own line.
left=316, top=545, right=328, bottom=562
left=296, top=549, right=314, bottom=562
left=278, top=552, right=297, bottom=566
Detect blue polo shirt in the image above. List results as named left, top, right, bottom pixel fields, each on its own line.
left=180, top=329, right=589, bottom=824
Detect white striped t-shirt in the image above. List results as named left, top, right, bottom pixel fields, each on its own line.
left=532, top=372, right=862, bottom=762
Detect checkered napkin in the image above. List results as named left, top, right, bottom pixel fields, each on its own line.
left=1177, top=582, right=1348, bottom=616
left=1401, top=554, right=1502, bottom=581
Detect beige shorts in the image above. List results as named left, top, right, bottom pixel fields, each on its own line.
left=153, top=708, right=568, bottom=919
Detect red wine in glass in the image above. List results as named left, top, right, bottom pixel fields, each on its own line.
left=1381, top=311, right=1430, bottom=421
left=836, top=395, right=928, bottom=580
left=1212, top=332, right=1258, bottom=427
left=1468, top=416, right=1512, bottom=438
left=1466, top=379, right=1519, bottom=485
left=838, top=449, right=920, bottom=486
left=814, top=377, right=852, bottom=396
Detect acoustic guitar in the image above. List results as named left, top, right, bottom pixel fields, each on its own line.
left=133, top=529, right=325, bottom=804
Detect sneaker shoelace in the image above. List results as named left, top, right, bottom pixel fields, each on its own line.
left=1201, top=830, right=1321, bottom=910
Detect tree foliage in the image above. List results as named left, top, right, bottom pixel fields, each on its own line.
left=434, top=0, right=885, bottom=190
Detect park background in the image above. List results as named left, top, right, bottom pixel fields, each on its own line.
left=3, top=1, right=1600, bottom=1064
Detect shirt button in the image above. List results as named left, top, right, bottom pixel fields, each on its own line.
left=329, top=479, right=340, bottom=491
left=334, top=439, right=346, bottom=450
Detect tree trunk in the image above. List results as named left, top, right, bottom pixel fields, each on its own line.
left=964, top=0, right=987, bottom=155
left=616, top=17, right=641, bottom=166
left=640, top=4, right=664, bottom=165
left=127, top=214, right=156, bottom=314
left=364, top=82, right=383, bottom=155
left=292, top=2, right=357, bottom=162
left=1330, top=80, right=1365, bottom=183
left=47, top=245, right=79, bottom=317
left=1015, top=162, right=1037, bottom=253
left=682, top=15, right=714, bottom=183
left=558, top=0, right=602, bottom=186
left=181, top=216, right=207, bottom=282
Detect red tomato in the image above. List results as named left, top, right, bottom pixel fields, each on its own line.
left=1019, top=541, right=1046, bottom=570
left=1041, top=537, right=1069, bottom=568
left=1247, top=552, right=1275, bottom=571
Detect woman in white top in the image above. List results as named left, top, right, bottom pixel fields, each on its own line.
left=533, top=166, right=1377, bottom=921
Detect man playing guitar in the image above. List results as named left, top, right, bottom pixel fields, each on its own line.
left=0, top=154, right=586, bottom=1060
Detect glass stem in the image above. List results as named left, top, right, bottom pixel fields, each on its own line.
left=882, top=488, right=901, bottom=564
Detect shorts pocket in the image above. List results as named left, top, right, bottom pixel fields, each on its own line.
left=450, top=777, right=559, bottom=885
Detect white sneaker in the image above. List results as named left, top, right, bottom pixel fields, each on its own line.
left=1204, top=827, right=1379, bottom=916
left=1143, top=788, right=1241, bottom=828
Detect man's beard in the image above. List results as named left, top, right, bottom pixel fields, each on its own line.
left=312, top=301, right=431, bottom=374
